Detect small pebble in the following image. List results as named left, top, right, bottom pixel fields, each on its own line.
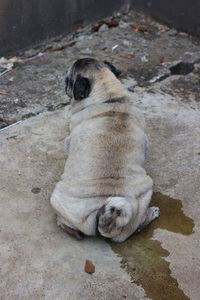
left=81, top=48, right=92, bottom=55
left=141, top=55, right=148, bottom=63
left=119, top=21, right=129, bottom=29
left=168, top=29, right=177, bottom=36
left=123, top=40, right=132, bottom=47
left=98, top=24, right=109, bottom=33
left=31, top=187, right=41, bottom=194
left=179, top=31, right=188, bottom=37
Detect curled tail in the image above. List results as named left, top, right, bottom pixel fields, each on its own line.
left=96, top=196, right=136, bottom=239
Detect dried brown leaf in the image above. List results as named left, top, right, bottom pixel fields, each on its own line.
left=120, top=53, right=135, bottom=59
left=51, top=41, right=76, bottom=52
left=129, top=23, right=149, bottom=33
left=91, top=18, right=119, bottom=32
left=84, top=259, right=95, bottom=274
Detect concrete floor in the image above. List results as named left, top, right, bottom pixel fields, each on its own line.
left=0, top=10, right=200, bottom=300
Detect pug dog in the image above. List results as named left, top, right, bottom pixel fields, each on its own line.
left=50, top=58, right=159, bottom=242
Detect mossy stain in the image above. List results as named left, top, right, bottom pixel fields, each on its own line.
left=111, top=192, right=194, bottom=300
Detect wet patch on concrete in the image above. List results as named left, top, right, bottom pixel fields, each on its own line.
left=111, top=192, right=194, bottom=300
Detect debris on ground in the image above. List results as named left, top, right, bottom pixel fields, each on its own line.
left=120, top=53, right=135, bottom=59
left=0, top=90, right=8, bottom=95
left=98, top=24, right=109, bottom=33
left=0, top=40, right=75, bottom=76
left=0, top=9, right=200, bottom=131
left=91, top=18, right=119, bottom=32
left=50, top=41, right=76, bottom=52
left=122, top=40, right=132, bottom=47
left=129, top=23, right=149, bottom=33
left=140, top=55, right=149, bottom=63
left=112, top=44, right=119, bottom=52
left=0, top=56, right=22, bottom=76
left=119, top=20, right=129, bottom=29
left=84, top=260, right=95, bottom=274
left=167, top=28, right=178, bottom=36
left=0, top=53, right=44, bottom=76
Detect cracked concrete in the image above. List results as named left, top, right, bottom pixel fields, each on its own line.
left=0, top=9, right=200, bottom=300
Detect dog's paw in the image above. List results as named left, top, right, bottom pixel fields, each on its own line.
left=97, top=197, right=132, bottom=239
left=149, top=206, right=160, bottom=220
left=136, top=206, right=160, bottom=233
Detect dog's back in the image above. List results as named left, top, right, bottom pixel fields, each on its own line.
left=51, top=98, right=152, bottom=236
left=64, top=100, right=147, bottom=197
left=51, top=58, right=156, bottom=242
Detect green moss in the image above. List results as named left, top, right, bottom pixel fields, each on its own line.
left=111, top=192, right=194, bottom=300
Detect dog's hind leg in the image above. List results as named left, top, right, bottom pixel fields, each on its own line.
left=57, top=216, right=84, bottom=240
left=136, top=206, right=160, bottom=233
left=111, top=189, right=157, bottom=242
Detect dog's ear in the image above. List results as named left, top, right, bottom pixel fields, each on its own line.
left=65, top=76, right=69, bottom=93
left=73, top=75, right=91, bottom=101
left=65, top=75, right=73, bottom=98
left=104, top=61, right=122, bottom=78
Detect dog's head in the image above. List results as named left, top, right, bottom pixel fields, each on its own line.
left=65, top=58, right=121, bottom=104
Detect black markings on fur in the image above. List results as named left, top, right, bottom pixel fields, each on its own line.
left=73, top=75, right=91, bottom=101
left=97, top=205, right=105, bottom=218
left=110, top=207, right=121, bottom=216
left=116, top=209, right=121, bottom=216
left=110, top=207, right=115, bottom=214
left=104, top=61, right=122, bottom=78
left=71, top=58, right=122, bottom=78
left=65, top=76, right=69, bottom=94
left=96, top=205, right=106, bottom=235
left=65, top=76, right=73, bottom=95
left=73, top=58, right=101, bottom=72
left=104, top=97, right=125, bottom=104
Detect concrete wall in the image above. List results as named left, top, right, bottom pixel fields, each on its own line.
left=130, top=0, right=200, bottom=37
left=1, top=0, right=200, bottom=56
left=0, top=0, right=124, bottom=56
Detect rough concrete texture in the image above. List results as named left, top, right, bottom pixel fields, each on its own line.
left=0, top=10, right=200, bottom=300
left=1, top=10, right=200, bottom=129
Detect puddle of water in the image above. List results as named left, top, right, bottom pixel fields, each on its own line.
left=111, top=192, right=194, bottom=300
